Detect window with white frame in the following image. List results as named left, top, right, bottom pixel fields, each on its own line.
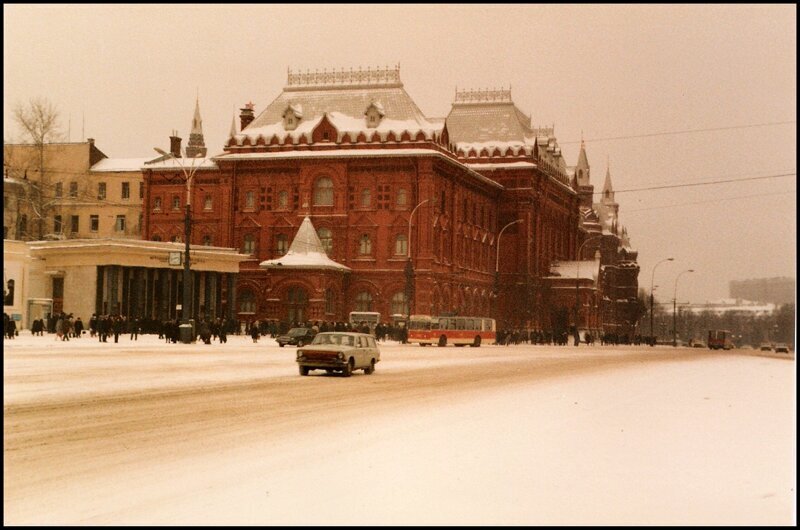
left=313, top=177, right=334, bottom=206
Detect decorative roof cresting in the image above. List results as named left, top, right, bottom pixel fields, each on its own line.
left=454, top=87, right=513, bottom=104
left=286, top=64, right=402, bottom=89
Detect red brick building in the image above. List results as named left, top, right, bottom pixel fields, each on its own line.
left=143, top=66, right=639, bottom=334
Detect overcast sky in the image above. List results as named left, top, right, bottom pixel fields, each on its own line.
left=4, top=4, right=796, bottom=304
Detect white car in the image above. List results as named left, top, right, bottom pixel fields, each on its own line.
left=296, top=332, right=380, bottom=377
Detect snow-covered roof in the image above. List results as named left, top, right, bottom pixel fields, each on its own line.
left=546, top=259, right=601, bottom=282
left=142, top=157, right=219, bottom=171
left=259, top=217, right=351, bottom=272
left=90, top=158, right=155, bottom=172
left=239, top=67, right=436, bottom=144
left=214, top=148, right=504, bottom=190
left=233, top=111, right=442, bottom=146
left=446, top=91, right=535, bottom=147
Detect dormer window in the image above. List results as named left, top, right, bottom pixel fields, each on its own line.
left=364, top=102, right=385, bottom=128
left=283, top=103, right=303, bottom=131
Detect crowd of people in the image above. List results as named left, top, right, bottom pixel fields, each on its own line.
left=244, top=319, right=408, bottom=343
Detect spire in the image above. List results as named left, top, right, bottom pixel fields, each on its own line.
left=576, top=133, right=590, bottom=186
left=186, top=95, right=207, bottom=158
left=229, top=113, right=237, bottom=138
left=602, top=158, right=615, bottom=202
left=259, top=216, right=351, bottom=272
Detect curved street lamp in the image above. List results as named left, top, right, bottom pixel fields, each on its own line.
left=673, top=269, right=694, bottom=347
left=405, top=199, right=429, bottom=320
left=649, top=257, right=674, bottom=346
left=153, top=147, right=207, bottom=343
left=493, top=219, right=523, bottom=322
left=574, top=235, right=602, bottom=346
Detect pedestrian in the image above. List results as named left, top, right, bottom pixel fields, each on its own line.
left=250, top=319, right=260, bottom=343
left=129, top=317, right=139, bottom=341
left=55, top=314, right=64, bottom=341
left=74, top=316, right=84, bottom=338
left=113, top=316, right=122, bottom=343
left=218, top=318, right=227, bottom=344
left=7, top=317, right=16, bottom=340
left=89, top=314, right=97, bottom=338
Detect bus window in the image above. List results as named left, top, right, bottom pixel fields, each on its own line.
left=456, top=318, right=465, bottom=330
left=439, top=318, right=448, bottom=330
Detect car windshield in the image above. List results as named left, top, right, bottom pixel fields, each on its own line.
left=312, top=333, right=354, bottom=347
left=288, top=328, right=309, bottom=337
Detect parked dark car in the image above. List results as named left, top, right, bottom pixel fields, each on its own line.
left=276, top=327, right=317, bottom=347
left=774, top=343, right=790, bottom=353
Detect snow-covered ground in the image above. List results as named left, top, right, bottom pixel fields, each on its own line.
left=3, top=332, right=796, bottom=525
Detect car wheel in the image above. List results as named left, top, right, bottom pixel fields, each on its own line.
left=342, top=359, right=353, bottom=377
left=364, top=359, right=375, bottom=375
left=438, top=335, right=447, bottom=347
left=279, top=343, right=285, bottom=348
left=472, top=336, right=481, bottom=347
left=299, top=365, right=309, bottom=376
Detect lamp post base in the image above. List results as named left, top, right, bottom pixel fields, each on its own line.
left=179, top=320, right=195, bottom=344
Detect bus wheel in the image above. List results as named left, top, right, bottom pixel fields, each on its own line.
left=472, top=336, right=481, bottom=347
left=438, top=335, right=447, bottom=347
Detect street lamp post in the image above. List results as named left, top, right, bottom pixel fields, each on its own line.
left=673, top=269, right=694, bottom=347
left=405, top=199, right=429, bottom=320
left=650, top=257, right=674, bottom=346
left=574, top=235, right=602, bottom=346
left=154, top=147, right=206, bottom=343
left=494, top=219, right=523, bottom=324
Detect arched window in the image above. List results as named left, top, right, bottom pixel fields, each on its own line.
left=242, top=234, right=256, bottom=255
left=395, top=234, right=407, bottom=256
left=355, top=291, right=373, bottom=311
left=287, top=286, right=308, bottom=324
left=391, top=292, right=408, bottom=316
left=245, top=191, right=256, bottom=210
left=278, top=190, right=288, bottom=209
left=314, top=177, right=334, bottom=206
left=276, top=234, right=288, bottom=255
left=204, top=195, right=213, bottom=211
left=360, top=188, right=371, bottom=208
left=317, top=227, right=333, bottom=255
left=239, top=290, right=256, bottom=314
left=359, top=234, right=372, bottom=255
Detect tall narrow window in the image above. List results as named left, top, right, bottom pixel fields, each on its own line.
left=69, top=182, right=78, bottom=198
left=53, top=215, right=62, bottom=233
left=359, top=234, right=372, bottom=255
left=313, top=177, right=334, bottom=206
left=395, top=234, right=408, bottom=256
left=172, top=195, right=181, bottom=210
left=245, top=191, right=255, bottom=210
left=204, top=194, right=212, bottom=211
left=317, top=228, right=333, bottom=255
left=276, top=234, right=288, bottom=256
left=115, top=215, right=126, bottom=232
left=90, top=215, right=99, bottom=232
left=391, top=292, right=408, bottom=316
left=98, top=182, right=106, bottom=200
left=70, top=215, right=79, bottom=233
left=278, top=190, right=288, bottom=209
left=242, top=234, right=255, bottom=255
left=360, top=188, right=371, bottom=208
left=121, top=182, right=130, bottom=200
left=396, top=188, right=407, bottom=207
left=153, top=197, right=162, bottom=211
left=55, top=182, right=63, bottom=198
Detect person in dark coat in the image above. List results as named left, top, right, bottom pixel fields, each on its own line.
left=74, top=317, right=84, bottom=338
left=129, top=317, right=139, bottom=341
left=198, top=319, right=212, bottom=344
left=250, top=320, right=260, bottom=343
left=217, top=318, right=227, bottom=344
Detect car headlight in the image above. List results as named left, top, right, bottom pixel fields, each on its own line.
left=297, top=350, right=304, bottom=360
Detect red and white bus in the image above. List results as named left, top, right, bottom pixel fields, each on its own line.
left=408, top=315, right=496, bottom=347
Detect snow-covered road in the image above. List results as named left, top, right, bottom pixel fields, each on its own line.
left=3, top=334, right=795, bottom=524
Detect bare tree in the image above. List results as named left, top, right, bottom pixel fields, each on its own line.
left=9, top=97, right=63, bottom=239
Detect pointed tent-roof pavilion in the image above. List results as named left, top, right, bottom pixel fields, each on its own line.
left=259, top=216, right=351, bottom=272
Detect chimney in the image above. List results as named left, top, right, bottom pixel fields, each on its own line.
left=87, top=138, right=95, bottom=146
left=240, top=102, right=255, bottom=130
left=169, top=130, right=182, bottom=158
